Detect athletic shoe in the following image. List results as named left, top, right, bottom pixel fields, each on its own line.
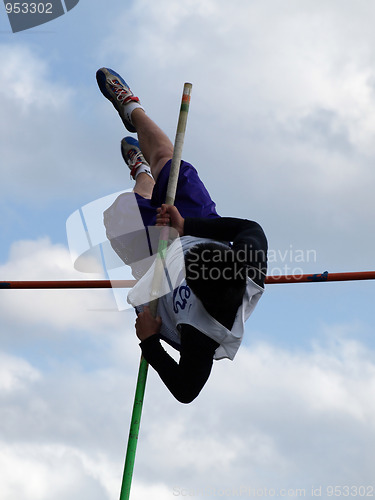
left=121, top=136, right=151, bottom=179
left=96, top=67, right=141, bottom=133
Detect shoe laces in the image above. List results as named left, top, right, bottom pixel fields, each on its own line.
left=109, top=78, right=135, bottom=104
left=127, top=148, right=144, bottom=169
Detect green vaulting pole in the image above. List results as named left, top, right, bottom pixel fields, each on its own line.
left=119, top=82, right=193, bottom=500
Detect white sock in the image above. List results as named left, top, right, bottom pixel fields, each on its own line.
left=121, top=101, right=144, bottom=127
left=134, top=163, right=153, bottom=180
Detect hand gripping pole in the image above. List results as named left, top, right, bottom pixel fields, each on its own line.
left=119, top=82, right=192, bottom=500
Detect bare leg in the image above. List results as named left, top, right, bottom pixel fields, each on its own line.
left=131, top=108, right=174, bottom=181
left=133, top=172, right=155, bottom=199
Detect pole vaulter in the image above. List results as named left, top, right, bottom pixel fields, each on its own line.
left=2, top=67, right=375, bottom=500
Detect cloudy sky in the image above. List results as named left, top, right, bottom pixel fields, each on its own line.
left=1, top=1, right=375, bottom=498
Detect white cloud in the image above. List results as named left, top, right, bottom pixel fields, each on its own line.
left=0, top=443, right=112, bottom=500
left=2, top=327, right=375, bottom=498
left=0, top=438, right=171, bottom=500
left=0, top=352, right=40, bottom=392
left=0, top=45, right=72, bottom=111
left=135, top=331, right=375, bottom=492
left=0, top=236, right=141, bottom=388
left=0, top=237, right=122, bottom=332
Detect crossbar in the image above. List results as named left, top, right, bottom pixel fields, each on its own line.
left=1, top=271, right=375, bottom=290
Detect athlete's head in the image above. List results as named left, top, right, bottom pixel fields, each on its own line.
left=184, top=242, right=247, bottom=315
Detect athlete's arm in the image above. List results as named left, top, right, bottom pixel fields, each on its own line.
left=184, top=216, right=268, bottom=288
left=156, top=205, right=268, bottom=287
